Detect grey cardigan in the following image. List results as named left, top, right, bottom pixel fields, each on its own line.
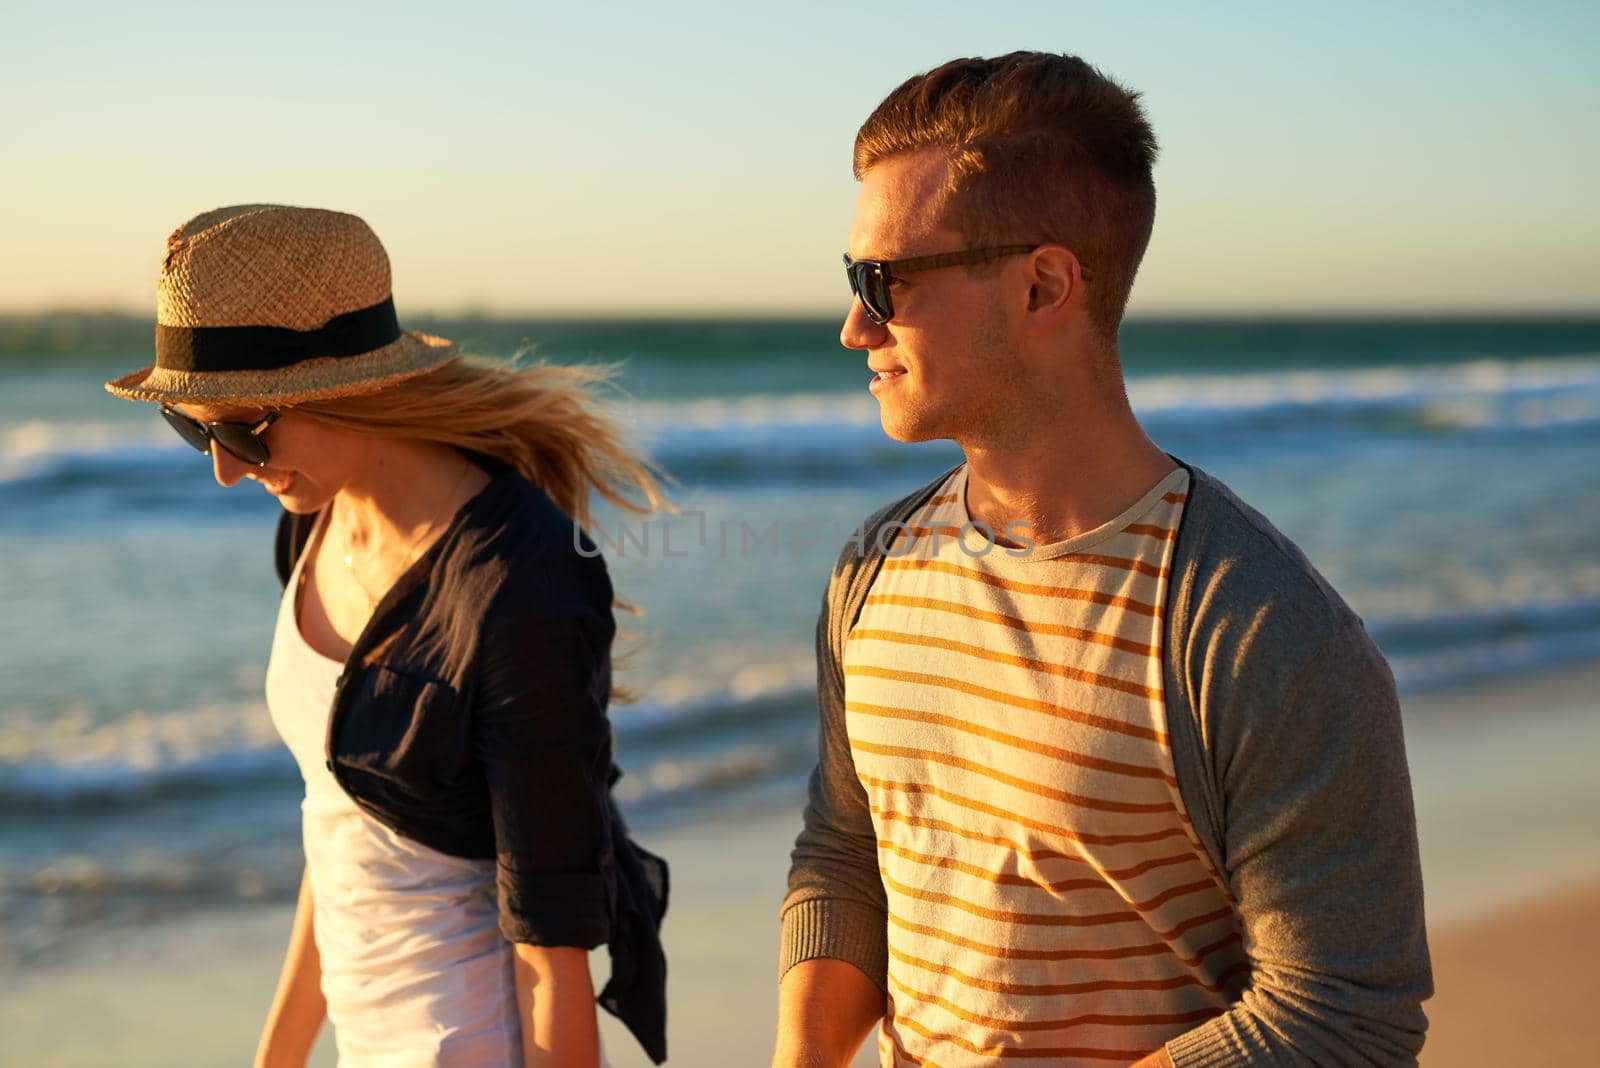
left=781, top=461, right=1432, bottom=1066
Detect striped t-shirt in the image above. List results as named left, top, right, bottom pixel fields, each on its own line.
left=844, top=465, right=1248, bottom=1066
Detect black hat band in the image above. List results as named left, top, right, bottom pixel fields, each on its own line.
left=155, top=296, right=402, bottom=373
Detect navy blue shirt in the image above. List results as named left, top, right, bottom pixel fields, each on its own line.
left=273, top=454, right=667, bottom=1064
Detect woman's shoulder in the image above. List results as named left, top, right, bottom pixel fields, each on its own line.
left=453, top=466, right=615, bottom=620
left=273, top=507, right=320, bottom=588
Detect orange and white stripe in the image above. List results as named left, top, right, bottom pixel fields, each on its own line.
left=845, top=467, right=1246, bottom=1066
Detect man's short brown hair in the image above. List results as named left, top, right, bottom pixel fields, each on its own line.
left=855, top=52, right=1158, bottom=337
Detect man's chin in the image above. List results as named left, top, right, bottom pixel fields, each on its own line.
left=878, top=411, right=941, bottom=445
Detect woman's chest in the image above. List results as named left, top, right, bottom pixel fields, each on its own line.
left=298, top=551, right=371, bottom=662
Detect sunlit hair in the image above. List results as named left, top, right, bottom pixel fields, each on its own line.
left=854, top=51, right=1159, bottom=338
left=294, top=355, right=664, bottom=529
left=295, top=354, right=667, bottom=701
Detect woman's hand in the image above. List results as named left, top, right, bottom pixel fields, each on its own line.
left=512, top=943, right=602, bottom=1068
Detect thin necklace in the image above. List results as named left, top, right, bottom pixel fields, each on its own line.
left=340, top=458, right=471, bottom=612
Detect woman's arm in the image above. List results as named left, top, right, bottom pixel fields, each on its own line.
left=512, top=943, right=601, bottom=1068
left=253, top=867, right=327, bottom=1068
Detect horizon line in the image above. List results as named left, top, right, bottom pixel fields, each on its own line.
left=3, top=305, right=1600, bottom=323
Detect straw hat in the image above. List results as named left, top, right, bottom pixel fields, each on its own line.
left=106, top=204, right=460, bottom=406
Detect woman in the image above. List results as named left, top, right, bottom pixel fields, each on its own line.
left=105, top=205, right=668, bottom=1067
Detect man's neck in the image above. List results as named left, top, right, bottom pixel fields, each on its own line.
left=961, top=405, right=1175, bottom=548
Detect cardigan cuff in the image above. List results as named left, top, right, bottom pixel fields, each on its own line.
left=779, top=896, right=888, bottom=991
left=1164, top=1015, right=1251, bottom=1067
left=497, top=868, right=610, bottom=948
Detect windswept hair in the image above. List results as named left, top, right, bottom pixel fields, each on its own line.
left=855, top=52, right=1159, bottom=337
left=294, top=354, right=664, bottom=530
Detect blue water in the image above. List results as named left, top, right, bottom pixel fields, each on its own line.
left=2, top=315, right=1599, bottom=964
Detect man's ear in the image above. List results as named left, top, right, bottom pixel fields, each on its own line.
left=1023, top=244, right=1089, bottom=327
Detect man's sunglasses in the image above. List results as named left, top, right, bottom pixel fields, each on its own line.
left=843, top=244, right=1040, bottom=325
left=159, top=405, right=281, bottom=467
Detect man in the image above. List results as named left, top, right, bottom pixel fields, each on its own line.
left=775, top=53, right=1431, bottom=1067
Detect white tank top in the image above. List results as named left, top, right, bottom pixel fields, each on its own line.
left=265, top=509, right=523, bottom=1067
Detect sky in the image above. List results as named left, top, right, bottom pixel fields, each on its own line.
left=2, top=0, right=1596, bottom=316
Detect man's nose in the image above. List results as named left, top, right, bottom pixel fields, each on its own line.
left=840, top=297, right=888, bottom=351
left=211, top=443, right=249, bottom=487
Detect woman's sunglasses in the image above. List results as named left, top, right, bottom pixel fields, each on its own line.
left=159, top=405, right=281, bottom=467
left=843, top=244, right=1040, bottom=325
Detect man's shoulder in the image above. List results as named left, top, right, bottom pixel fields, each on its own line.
left=1175, top=462, right=1366, bottom=661
left=844, top=463, right=953, bottom=559
left=829, top=465, right=960, bottom=575
left=817, top=465, right=959, bottom=644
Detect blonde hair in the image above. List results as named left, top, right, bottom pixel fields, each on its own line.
left=294, top=354, right=665, bottom=528
left=295, top=353, right=666, bottom=701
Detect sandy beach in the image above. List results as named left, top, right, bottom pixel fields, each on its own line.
left=4, top=661, right=1597, bottom=1066
left=1419, top=879, right=1598, bottom=1066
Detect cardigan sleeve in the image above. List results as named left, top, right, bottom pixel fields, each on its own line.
left=779, top=573, right=892, bottom=989
left=474, top=594, right=617, bottom=948
left=779, top=472, right=957, bottom=990
left=1159, top=472, right=1434, bottom=1068
left=1167, top=620, right=1432, bottom=1066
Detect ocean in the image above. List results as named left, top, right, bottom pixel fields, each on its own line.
left=3, top=314, right=1599, bottom=968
